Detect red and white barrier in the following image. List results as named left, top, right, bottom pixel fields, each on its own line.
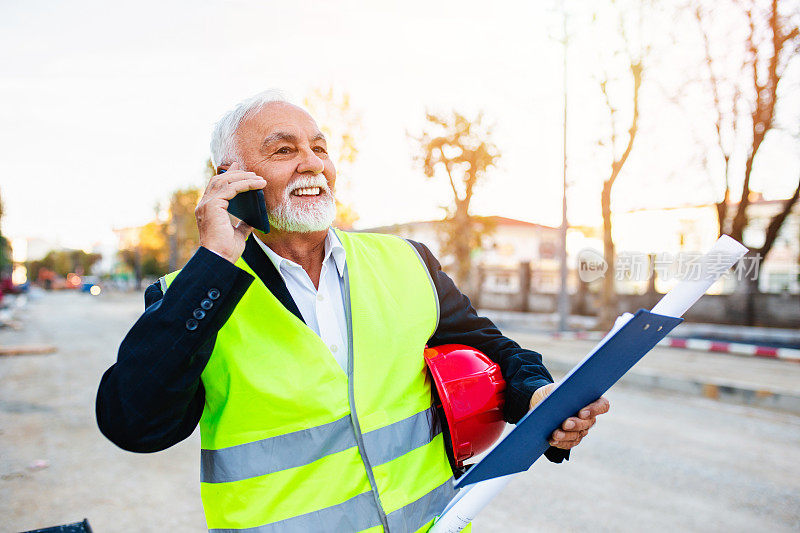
left=551, top=332, right=800, bottom=362
left=656, top=337, right=800, bottom=362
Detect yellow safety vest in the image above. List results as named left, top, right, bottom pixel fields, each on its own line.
left=163, top=230, right=456, bottom=532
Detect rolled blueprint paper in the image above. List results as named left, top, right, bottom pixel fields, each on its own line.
left=429, top=475, right=515, bottom=533
left=430, top=235, right=748, bottom=533
left=651, top=235, right=748, bottom=318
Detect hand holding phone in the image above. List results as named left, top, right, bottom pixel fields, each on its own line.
left=196, top=162, right=267, bottom=263
left=218, top=168, right=270, bottom=234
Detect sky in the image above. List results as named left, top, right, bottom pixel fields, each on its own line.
left=1, top=0, right=798, bottom=253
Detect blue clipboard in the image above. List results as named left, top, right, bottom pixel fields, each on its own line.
left=454, top=309, right=683, bottom=488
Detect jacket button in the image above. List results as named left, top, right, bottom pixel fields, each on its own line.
left=193, top=308, right=206, bottom=320
left=186, top=318, right=199, bottom=331
left=208, top=288, right=220, bottom=300
left=201, top=299, right=213, bottom=310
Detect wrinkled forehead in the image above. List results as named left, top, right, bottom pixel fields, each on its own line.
left=238, top=101, right=322, bottom=142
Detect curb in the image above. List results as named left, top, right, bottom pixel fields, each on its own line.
left=544, top=359, right=800, bottom=414
left=658, top=337, right=800, bottom=362
left=550, top=331, right=800, bottom=363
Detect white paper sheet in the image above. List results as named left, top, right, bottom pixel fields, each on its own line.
left=429, top=475, right=515, bottom=533
left=651, top=235, right=748, bottom=318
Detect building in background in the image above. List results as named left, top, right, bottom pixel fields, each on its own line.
left=613, top=195, right=799, bottom=294
left=741, top=195, right=800, bottom=294
left=10, top=237, right=63, bottom=285
left=360, top=216, right=562, bottom=294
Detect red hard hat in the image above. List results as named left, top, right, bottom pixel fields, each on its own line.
left=424, top=344, right=506, bottom=468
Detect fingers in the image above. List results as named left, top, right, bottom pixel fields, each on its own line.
left=205, top=168, right=266, bottom=201
left=233, top=220, right=253, bottom=240
left=549, top=426, right=592, bottom=448
left=548, top=435, right=582, bottom=449
left=562, top=416, right=596, bottom=432
left=532, top=391, right=611, bottom=450
left=550, top=427, right=583, bottom=442
left=548, top=396, right=610, bottom=450
left=529, top=383, right=556, bottom=411
left=578, top=397, right=611, bottom=419
left=220, top=176, right=267, bottom=200
left=550, top=430, right=577, bottom=442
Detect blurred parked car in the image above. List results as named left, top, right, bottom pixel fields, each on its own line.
left=80, top=276, right=102, bottom=296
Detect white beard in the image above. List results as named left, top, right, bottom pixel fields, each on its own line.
left=268, top=175, right=337, bottom=233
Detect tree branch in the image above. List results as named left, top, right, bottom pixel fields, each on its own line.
left=731, top=0, right=795, bottom=241
left=608, top=60, right=642, bottom=190
left=599, top=75, right=619, bottom=156
left=758, top=177, right=800, bottom=258
left=438, top=145, right=461, bottom=203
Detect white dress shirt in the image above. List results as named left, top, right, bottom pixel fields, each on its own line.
left=254, top=229, right=349, bottom=372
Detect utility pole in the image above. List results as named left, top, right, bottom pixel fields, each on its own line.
left=557, top=8, right=570, bottom=333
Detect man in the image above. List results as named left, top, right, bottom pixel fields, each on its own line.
left=96, top=90, right=609, bottom=533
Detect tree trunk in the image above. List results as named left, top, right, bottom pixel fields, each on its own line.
left=473, top=265, right=485, bottom=310
left=737, top=250, right=762, bottom=327
left=134, top=246, right=142, bottom=291
left=742, top=178, right=800, bottom=325
left=744, top=271, right=759, bottom=326
left=574, top=277, right=589, bottom=316
left=758, top=179, right=800, bottom=260
left=646, top=253, right=657, bottom=296
left=168, top=220, right=178, bottom=273
left=729, top=151, right=757, bottom=243
left=452, top=204, right=472, bottom=290
left=598, top=181, right=616, bottom=329
left=518, top=261, right=531, bottom=313
left=715, top=187, right=730, bottom=237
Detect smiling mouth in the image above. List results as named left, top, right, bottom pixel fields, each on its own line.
left=291, top=187, right=322, bottom=197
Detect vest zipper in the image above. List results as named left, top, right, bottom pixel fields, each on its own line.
left=342, top=265, right=391, bottom=532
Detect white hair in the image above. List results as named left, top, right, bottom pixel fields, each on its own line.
left=210, top=89, right=290, bottom=168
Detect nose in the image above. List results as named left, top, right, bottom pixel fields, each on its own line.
left=297, top=147, right=325, bottom=175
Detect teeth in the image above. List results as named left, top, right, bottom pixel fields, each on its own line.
left=293, top=187, right=321, bottom=196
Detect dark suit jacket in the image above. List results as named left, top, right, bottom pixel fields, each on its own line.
left=96, top=235, right=568, bottom=463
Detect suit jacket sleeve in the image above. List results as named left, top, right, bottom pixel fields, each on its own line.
left=95, top=246, right=254, bottom=452
left=408, top=240, right=569, bottom=463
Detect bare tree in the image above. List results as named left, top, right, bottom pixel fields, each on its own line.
left=411, top=111, right=501, bottom=291
left=694, top=4, right=745, bottom=236
left=693, top=0, right=799, bottom=322
left=694, top=0, right=799, bottom=248
left=596, top=4, right=647, bottom=328
left=167, top=184, right=202, bottom=271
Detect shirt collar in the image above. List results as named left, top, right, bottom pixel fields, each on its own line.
left=327, top=229, right=347, bottom=278
left=254, top=228, right=346, bottom=279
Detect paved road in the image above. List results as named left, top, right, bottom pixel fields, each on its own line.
left=1, top=292, right=798, bottom=532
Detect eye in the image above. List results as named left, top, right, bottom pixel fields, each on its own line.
left=274, top=146, right=293, bottom=155
left=313, top=146, right=327, bottom=154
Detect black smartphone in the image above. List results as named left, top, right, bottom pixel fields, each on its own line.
left=218, top=168, right=270, bottom=234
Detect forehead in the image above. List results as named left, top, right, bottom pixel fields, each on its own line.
left=238, top=102, right=321, bottom=141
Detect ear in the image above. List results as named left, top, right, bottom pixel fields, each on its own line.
left=217, top=161, right=239, bottom=174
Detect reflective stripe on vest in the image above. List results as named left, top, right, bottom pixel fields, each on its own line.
left=201, top=406, right=438, bottom=484
left=163, top=231, right=455, bottom=532
left=207, top=478, right=454, bottom=533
